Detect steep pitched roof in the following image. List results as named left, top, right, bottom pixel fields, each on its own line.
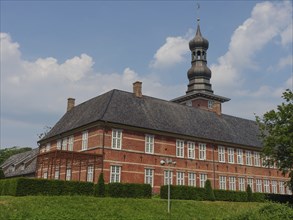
left=42, top=90, right=262, bottom=148
left=1, top=148, right=38, bottom=177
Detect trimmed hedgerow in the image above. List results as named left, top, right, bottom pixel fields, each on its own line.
left=265, top=193, right=293, bottom=204
left=108, top=183, right=152, bottom=198
left=214, top=189, right=247, bottom=202
left=0, top=178, right=94, bottom=196
left=160, top=185, right=206, bottom=200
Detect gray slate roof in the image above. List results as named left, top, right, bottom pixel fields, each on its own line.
left=42, top=90, right=262, bottom=148
left=1, top=148, right=38, bottom=177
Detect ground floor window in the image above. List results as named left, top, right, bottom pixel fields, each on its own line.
left=43, top=171, right=48, bottom=179
left=66, top=168, right=71, bottom=181
left=199, top=174, right=207, bottom=188
left=271, top=180, right=277, bottom=194
left=188, top=173, right=196, bottom=187
left=238, top=177, right=245, bottom=191
left=54, top=169, right=59, bottom=180
left=87, top=165, right=94, bottom=182
left=229, top=176, right=236, bottom=191
left=219, top=176, right=226, bottom=190
left=110, top=165, right=121, bottom=183
left=247, top=178, right=254, bottom=192
left=256, top=179, right=262, bottom=193
left=145, top=168, right=154, bottom=187
left=164, top=170, right=173, bottom=185
left=176, top=171, right=185, bottom=185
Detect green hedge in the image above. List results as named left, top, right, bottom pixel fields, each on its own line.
left=108, top=183, right=152, bottom=198
left=0, top=178, right=94, bottom=196
left=265, top=193, right=293, bottom=204
left=214, top=189, right=248, bottom=202
left=160, top=185, right=206, bottom=200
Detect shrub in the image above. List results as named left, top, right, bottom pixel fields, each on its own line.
left=160, top=185, right=206, bottom=200
left=211, top=190, right=247, bottom=202
left=108, top=183, right=151, bottom=198
left=0, top=178, right=94, bottom=196
left=204, top=179, right=215, bottom=201
left=246, top=184, right=252, bottom=202
left=252, top=192, right=266, bottom=202
left=0, top=168, right=5, bottom=179
left=95, top=173, right=105, bottom=197
left=265, top=193, right=293, bottom=204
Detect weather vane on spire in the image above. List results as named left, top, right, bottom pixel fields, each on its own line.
left=196, top=3, right=200, bottom=24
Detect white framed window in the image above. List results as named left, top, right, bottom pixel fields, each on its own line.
left=62, top=138, right=68, bottom=151
left=239, top=177, right=245, bottom=191
left=82, top=131, right=88, bottom=150
left=254, top=152, right=260, bottom=167
left=279, top=181, right=285, bottom=194
left=110, top=165, right=121, bottom=183
left=87, top=165, right=94, bottom=182
left=176, top=140, right=184, bottom=158
left=164, top=170, right=173, bottom=185
left=246, top=151, right=252, bottom=166
left=228, top=148, right=234, bottom=163
left=286, top=187, right=292, bottom=195
left=229, top=176, right=236, bottom=191
left=112, top=129, right=122, bottom=150
left=145, top=168, right=154, bottom=187
left=271, top=180, right=277, bottom=194
left=145, top=135, right=154, bottom=154
left=256, top=179, right=262, bottom=193
left=68, top=135, right=74, bottom=151
left=199, top=173, right=207, bottom=188
left=66, top=168, right=71, bottom=181
left=188, top=173, right=196, bottom=187
left=199, top=143, right=206, bottom=160
left=218, top=146, right=225, bottom=162
left=219, top=176, right=226, bottom=190
left=236, top=149, right=243, bottom=164
left=247, top=178, right=254, bottom=192
left=208, top=100, right=214, bottom=109
left=187, top=142, right=195, bottom=159
left=176, top=171, right=185, bottom=185
left=54, top=169, right=59, bottom=180
left=57, top=140, right=61, bottom=150
left=264, top=180, right=270, bottom=193
left=43, top=172, right=48, bottom=179
left=46, top=143, right=51, bottom=152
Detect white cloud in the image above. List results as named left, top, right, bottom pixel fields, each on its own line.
left=150, top=30, right=193, bottom=69
left=211, top=1, right=292, bottom=92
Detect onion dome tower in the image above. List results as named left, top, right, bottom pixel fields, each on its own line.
left=172, top=18, right=230, bottom=115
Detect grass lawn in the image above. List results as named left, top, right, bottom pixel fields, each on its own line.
left=0, top=196, right=292, bottom=220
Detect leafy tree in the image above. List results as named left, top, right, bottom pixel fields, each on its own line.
left=246, top=184, right=252, bottom=202
left=95, top=173, right=105, bottom=197
left=204, top=179, right=215, bottom=201
left=0, top=147, right=32, bottom=166
left=256, top=89, right=293, bottom=190
left=0, top=167, right=5, bottom=179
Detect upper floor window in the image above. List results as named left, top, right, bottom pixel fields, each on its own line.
left=110, top=165, right=121, bottom=183
left=112, top=129, right=122, bottom=150
left=218, top=146, right=225, bottom=162
left=176, top=171, right=185, bottom=186
left=145, top=135, right=154, bottom=154
left=228, top=148, right=234, bottom=163
left=62, top=138, right=68, bottom=151
left=208, top=100, right=214, bottom=109
left=199, top=143, right=206, bottom=160
left=246, top=151, right=252, bottom=166
left=82, top=131, right=88, bottom=150
left=236, top=149, right=243, bottom=164
left=68, top=135, right=74, bottom=151
left=187, top=142, right=195, bottom=159
left=254, top=152, right=260, bottom=167
left=57, top=140, right=61, bottom=150
left=176, top=140, right=184, bottom=158
left=46, top=143, right=51, bottom=152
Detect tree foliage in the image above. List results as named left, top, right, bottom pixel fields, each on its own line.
left=0, top=147, right=32, bottom=166
left=0, top=168, right=5, bottom=179
left=256, top=89, right=293, bottom=189
left=95, top=173, right=105, bottom=197
left=246, top=184, right=252, bottom=202
left=204, top=179, right=215, bottom=201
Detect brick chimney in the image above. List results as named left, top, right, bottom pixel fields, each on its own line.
left=213, top=102, right=222, bottom=116
left=133, top=81, right=142, bottom=98
left=67, top=98, right=75, bottom=112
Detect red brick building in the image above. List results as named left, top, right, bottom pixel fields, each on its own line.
left=36, top=21, right=291, bottom=195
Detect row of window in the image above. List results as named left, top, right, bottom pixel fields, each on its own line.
left=42, top=166, right=291, bottom=195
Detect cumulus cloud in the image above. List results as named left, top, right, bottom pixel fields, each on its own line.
left=211, top=1, right=292, bottom=91
left=150, top=29, right=193, bottom=69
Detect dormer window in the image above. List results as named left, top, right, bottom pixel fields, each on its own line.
left=208, top=100, right=214, bottom=109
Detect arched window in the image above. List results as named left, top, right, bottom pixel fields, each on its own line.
left=197, top=51, right=201, bottom=59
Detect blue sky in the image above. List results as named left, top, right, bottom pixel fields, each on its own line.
left=1, top=1, right=292, bottom=148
